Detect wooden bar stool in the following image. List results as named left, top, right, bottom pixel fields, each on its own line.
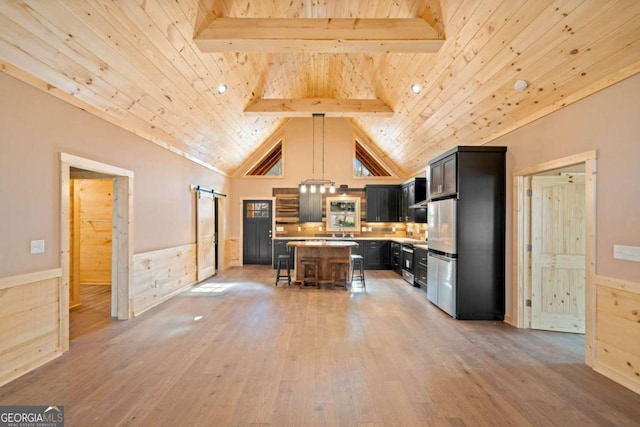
left=275, top=254, right=291, bottom=286
left=329, top=258, right=350, bottom=290
left=350, top=254, right=365, bottom=288
left=300, top=257, right=320, bottom=288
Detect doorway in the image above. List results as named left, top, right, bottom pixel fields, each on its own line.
left=197, top=189, right=217, bottom=281
left=69, top=175, right=115, bottom=339
left=513, top=150, right=597, bottom=365
left=530, top=170, right=586, bottom=333
left=60, top=153, right=133, bottom=351
left=242, top=199, right=273, bottom=265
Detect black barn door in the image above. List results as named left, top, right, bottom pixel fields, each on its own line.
left=243, top=200, right=272, bottom=265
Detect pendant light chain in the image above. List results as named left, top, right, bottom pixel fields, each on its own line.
left=321, top=114, right=325, bottom=181
left=312, top=114, right=315, bottom=179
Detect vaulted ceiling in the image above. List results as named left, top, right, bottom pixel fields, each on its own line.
left=1, top=1, right=639, bottom=177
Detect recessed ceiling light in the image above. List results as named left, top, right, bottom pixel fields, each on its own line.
left=379, top=129, right=387, bottom=136
left=217, top=84, right=227, bottom=94
left=514, top=80, right=528, bottom=92
left=411, top=84, right=422, bottom=94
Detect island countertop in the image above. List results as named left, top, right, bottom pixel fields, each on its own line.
left=286, top=240, right=359, bottom=248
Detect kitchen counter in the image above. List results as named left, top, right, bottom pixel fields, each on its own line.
left=286, top=240, right=358, bottom=285
left=275, top=236, right=427, bottom=246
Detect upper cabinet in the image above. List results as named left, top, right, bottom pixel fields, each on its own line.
left=430, top=153, right=457, bottom=199
left=299, top=191, right=322, bottom=222
left=401, top=177, right=427, bottom=223
left=365, top=185, right=400, bottom=222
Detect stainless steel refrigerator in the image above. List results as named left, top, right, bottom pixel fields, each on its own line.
left=427, top=199, right=457, bottom=317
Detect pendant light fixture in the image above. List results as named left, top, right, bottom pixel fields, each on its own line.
left=299, top=113, right=336, bottom=194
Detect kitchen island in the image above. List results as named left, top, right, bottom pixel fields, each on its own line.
left=286, top=240, right=358, bottom=285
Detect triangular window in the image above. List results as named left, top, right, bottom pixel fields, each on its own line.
left=247, top=141, right=283, bottom=176
left=354, top=140, right=391, bottom=177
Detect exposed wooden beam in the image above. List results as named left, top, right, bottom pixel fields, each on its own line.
left=244, top=98, right=394, bottom=117
left=195, top=18, right=444, bottom=53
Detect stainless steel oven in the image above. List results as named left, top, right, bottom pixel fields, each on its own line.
left=401, top=245, right=414, bottom=284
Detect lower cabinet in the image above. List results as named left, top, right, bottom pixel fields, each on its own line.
left=363, top=240, right=390, bottom=270
left=414, top=247, right=428, bottom=287
left=272, top=240, right=295, bottom=268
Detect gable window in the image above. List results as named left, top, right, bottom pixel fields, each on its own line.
left=247, top=140, right=283, bottom=176
left=354, top=140, right=391, bottom=177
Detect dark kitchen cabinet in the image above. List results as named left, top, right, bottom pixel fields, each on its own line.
left=430, top=154, right=457, bottom=198
left=390, top=242, right=402, bottom=275
left=365, top=185, right=401, bottom=222
left=414, top=247, right=428, bottom=287
left=272, top=240, right=295, bottom=268
left=299, top=191, right=322, bottom=222
left=363, top=240, right=390, bottom=270
left=401, top=178, right=427, bottom=223
left=428, top=146, right=507, bottom=320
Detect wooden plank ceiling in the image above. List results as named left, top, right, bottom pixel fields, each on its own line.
left=0, top=1, right=639, bottom=177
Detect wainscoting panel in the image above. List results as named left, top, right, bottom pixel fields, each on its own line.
left=593, top=275, right=640, bottom=395
left=132, top=244, right=197, bottom=316
left=0, top=269, right=63, bottom=387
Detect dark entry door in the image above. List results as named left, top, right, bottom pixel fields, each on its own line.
left=243, top=200, right=272, bottom=265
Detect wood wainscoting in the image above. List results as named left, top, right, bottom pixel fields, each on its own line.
left=593, top=275, right=640, bottom=395
left=224, top=237, right=241, bottom=268
left=132, top=244, right=197, bottom=316
left=0, top=269, right=63, bottom=387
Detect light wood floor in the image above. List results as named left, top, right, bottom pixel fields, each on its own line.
left=2, top=266, right=640, bottom=426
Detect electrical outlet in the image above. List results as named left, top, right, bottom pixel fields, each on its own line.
left=30, top=240, right=45, bottom=254
left=392, top=226, right=396, bottom=232
left=276, top=226, right=284, bottom=232
left=368, top=227, right=372, bottom=232
left=613, top=245, right=640, bottom=262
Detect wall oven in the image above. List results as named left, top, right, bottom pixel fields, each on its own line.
left=401, top=245, right=414, bottom=284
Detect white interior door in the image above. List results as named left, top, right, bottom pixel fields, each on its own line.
left=531, top=174, right=586, bottom=333
left=197, top=191, right=216, bottom=281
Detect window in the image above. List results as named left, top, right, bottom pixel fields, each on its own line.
left=246, top=202, right=269, bottom=218
left=354, top=140, right=391, bottom=177
left=247, top=140, right=283, bottom=176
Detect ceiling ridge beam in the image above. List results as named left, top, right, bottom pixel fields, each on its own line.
left=244, top=98, right=394, bottom=117
left=195, top=18, right=444, bottom=53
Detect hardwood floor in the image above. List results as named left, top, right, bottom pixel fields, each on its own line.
left=70, top=284, right=119, bottom=340
left=2, top=266, right=639, bottom=426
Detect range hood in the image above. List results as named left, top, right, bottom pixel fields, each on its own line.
left=409, top=199, right=429, bottom=209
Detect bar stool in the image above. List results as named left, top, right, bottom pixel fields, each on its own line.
left=300, top=257, right=320, bottom=288
left=350, top=254, right=365, bottom=288
left=275, top=254, right=291, bottom=286
left=329, top=258, right=350, bottom=290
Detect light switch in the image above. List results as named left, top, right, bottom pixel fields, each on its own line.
left=30, top=240, right=45, bottom=254
left=613, top=245, right=640, bottom=262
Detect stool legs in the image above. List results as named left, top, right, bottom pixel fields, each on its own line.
left=329, top=259, right=350, bottom=290
left=350, top=256, right=365, bottom=288
left=275, top=256, right=291, bottom=286
left=301, top=258, right=320, bottom=288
